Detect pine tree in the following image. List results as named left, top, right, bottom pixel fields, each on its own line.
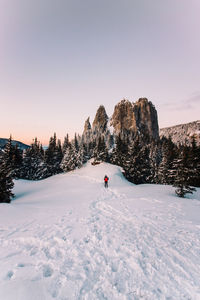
left=45, top=133, right=63, bottom=175
left=54, top=139, right=63, bottom=173
left=62, top=134, right=70, bottom=154
left=0, top=160, right=14, bottom=203
left=93, top=136, right=108, bottom=162
left=73, top=133, right=79, bottom=152
left=21, top=138, right=50, bottom=180
left=157, top=146, right=170, bottom=184
left=149, top=140, right=162, bottom=183
left=0, top=137, right=14, bottom=202
left=125, top=143, right=151, bottom=184
left=3, top=136, right=15, bottom=175
left=12, top=144, right=23, bottom=178
left=61, top=144, right=77, bottom=172
left=110, top=134, right=128, bottom=167
left=123, top=136, right=140, bottom=182
left=157, top=137, right=177, bottom=184
left=188, top=136, right=200, bottom=187
left=45, top=133, right=57, bottom=165
left=76, top=144, right=86, bottom=168
left=2, top=137, right=23, bottom=179
left=173, top=147, right=196, bottom=197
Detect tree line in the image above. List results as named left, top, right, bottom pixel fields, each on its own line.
left=0, top=131, right=199, bottom=203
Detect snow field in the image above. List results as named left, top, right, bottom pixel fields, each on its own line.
left=0, top=162, right=200, bottom=300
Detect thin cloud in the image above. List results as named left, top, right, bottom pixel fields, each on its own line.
left=162, top=93, right=200, bottom=111
left=183, top=93, right=200, bottom=105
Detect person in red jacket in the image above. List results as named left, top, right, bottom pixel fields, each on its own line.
left=104, top=175, right=109, bottom=188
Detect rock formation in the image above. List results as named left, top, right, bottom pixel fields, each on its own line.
left=82, top=117, right=92, bottom=144
left=111, top=98, right=159, bottom=139
left=110, top=99, right=136, bottom=132
left=83, top=117, right=91, bottom=133
left=92, top=105, right=108, bottom=133
left=82, top=98, right=159, bottom=146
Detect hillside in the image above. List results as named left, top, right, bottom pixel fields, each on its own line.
left=160, top=120, right=200, bottom=145
left=0, top=138, right=30, bottom=150
left=0, top=162, right=200, bottom=299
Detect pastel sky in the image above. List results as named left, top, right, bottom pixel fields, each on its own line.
left=0, top=0, right=200, bottom=145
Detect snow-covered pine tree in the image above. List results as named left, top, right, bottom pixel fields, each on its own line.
left=149, top=140, right=162, bottom=183
left=2, top=136, right=15, bottom=175
left=76, top=143, right=87, bottom=168
left=110, top=133, right=128, bottom=167
left=54, top=139, right=63, bottom=173
left=40, top=144, right=44, bottom=157
left=2, top=137, right=23, bottom=179
left=123, top=136, right=141, bottom=182
left=88, top=139, right=96, bottom=159
left=188, top=136, right=200, bottom=187
left=138, top=145, right=152, bottom=183
left=157, top=146, right=170, bottom=184
left=72, top=133, right=79, bottom=152
left=0, top=137, right=14, bottom=203
left=80, top=136, right=90, bottom=162
left=45, top=133, right=56, bottom=165
left=0, top=160, right=14, bottom=203
left=157, top=137, right=177, bottom=184
left=12, top=143, right=23, bottom=178
left=21, top=138, right=50, bottom=180
left=93, top=136, right=108, bottom=162
left=60, top=144, right=77, bottom=172
left=173, top=146, right=196, bottom=197
left=45, top=133, right=63, bottom=175
left=126, top=144, right=151, bottom=184
left=62, top=134, right=70, bottom=154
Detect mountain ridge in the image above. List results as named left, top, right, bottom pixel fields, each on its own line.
left=0, top=138, right=30, bottom=150
left=160, top=120, right=200, bottom=145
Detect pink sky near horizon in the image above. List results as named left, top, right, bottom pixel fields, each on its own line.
left=0, top=0, right=200, bottom=145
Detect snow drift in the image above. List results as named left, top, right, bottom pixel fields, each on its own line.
left=0, top=162, right=200, bottom=299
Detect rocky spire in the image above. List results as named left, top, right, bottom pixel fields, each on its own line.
left=133, top=98, right=159, bottom=140
left=83, top=117, right=91, bottom=133
left=110, top=99, right=136, bottom=132
left=111, top=98, right=159, bottom=139
left=92, top=105, right=108, bottom=133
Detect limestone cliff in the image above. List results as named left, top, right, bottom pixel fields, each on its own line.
left=111, top=98, right=159, bottom=139
left=110, top=99, right=136, bottom=132
left=92, top=105, right=108, bottom=133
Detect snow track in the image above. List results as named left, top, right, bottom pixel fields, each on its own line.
left=0, top=162, right=200, bottom=299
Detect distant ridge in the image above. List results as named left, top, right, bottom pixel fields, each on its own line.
left=160, top=120, right=200, bottom=145
left=0, top=138, right=30, bottom=150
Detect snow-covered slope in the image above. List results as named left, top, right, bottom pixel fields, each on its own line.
left=160, top=120, right=200, bottom=146
left=0, top=162, right=200, bottom=300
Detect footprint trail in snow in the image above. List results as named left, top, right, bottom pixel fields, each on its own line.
left=0, top=162, right=200, bottom=300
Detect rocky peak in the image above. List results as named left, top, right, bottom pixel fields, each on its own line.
left=133, top=98, right=159, bottom=140
left=83, top=117, right=91, bottom=133
left=110, top=99, right=136, bottom=132
left=92, top=105, right=108, bottom=132
left=111, top=98, right=159, bottom=139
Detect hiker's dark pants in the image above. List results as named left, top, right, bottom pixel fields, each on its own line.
left=104, top=181, right=108, bottom=188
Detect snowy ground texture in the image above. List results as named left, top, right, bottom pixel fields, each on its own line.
left=0, top=162, right=200, bottom=300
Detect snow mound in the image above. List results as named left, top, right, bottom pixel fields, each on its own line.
left=0, top=161, right=200, bottom=300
